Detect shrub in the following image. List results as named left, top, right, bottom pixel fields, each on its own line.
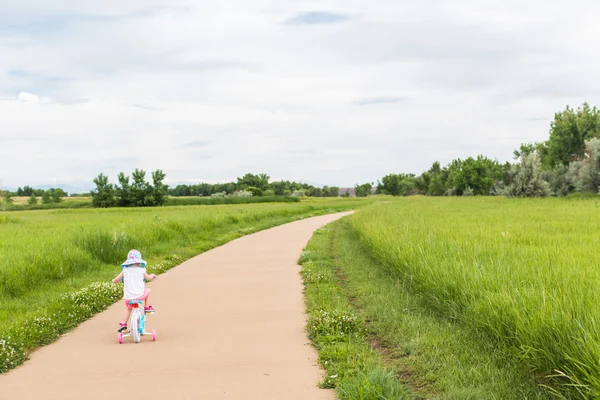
left=462, top=186, right=475, bottom=196
left=244, top=186, right=263, bottom=197
left=292, top=190, right=307, bottom=197
left=544, top=165, right=572, bottom=196
left=231, top=190, right=253, bottom=197
left=568, top=138, right=600, bottom=193
left=502, top=153, right=550, bottom=197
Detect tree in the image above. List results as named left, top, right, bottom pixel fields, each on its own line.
left=245, top=186, right=263, bottom=197
left=116, top=172, right=132, bottom=207
left=424, top=161, right=447, bottom=196
left=17, top=186, right=34, bottom=197
left=377, top=174, right=418, bottom=196
left=397, top=174, right=418, bottom=196
left=237, top=173, right=270, bottom=191
left=130, top=169, right=151, bottom=207
left=28, top=193, right=38, bottom=205
left=0, top=189, right=12, bottom=211
left=354, top=183, right=372, bottom=197
left=151, top=169, right=168, bottom=206
left=50, top=188, right=64, bottom=203
left=446, top=156, right=502, bottom=196
left=270, top=181, right=286, bottom=196
left=542, top=103, right=600, bottom=168
left=568, top=138, right=600, bottom=193
left=502, top=153, right=550, bottom=197
left=377, top=174, right=400, bottom=196
left=42, top=191, right=52, bottom=204
left=91, top=173, right=116, bottom=208
left=513, top=142, right=542, bottom=159
left=93, top=169, right=170, bottom=208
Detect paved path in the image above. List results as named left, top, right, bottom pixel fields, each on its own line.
left=0, top=212, right=351, bottom=400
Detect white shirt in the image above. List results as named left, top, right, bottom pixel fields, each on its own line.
left=123, top=267, right=146, bottom=299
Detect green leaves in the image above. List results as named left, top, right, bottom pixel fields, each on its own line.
left=91, top=169, right=168, bottom=208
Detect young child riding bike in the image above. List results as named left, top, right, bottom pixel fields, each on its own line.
left=111, top=249, right=157, bottom=332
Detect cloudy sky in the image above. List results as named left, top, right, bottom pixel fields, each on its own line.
left=1, top=1, right=599, bottom=190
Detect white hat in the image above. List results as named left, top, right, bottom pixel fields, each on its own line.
left=121, top=249, right=147, bottom=268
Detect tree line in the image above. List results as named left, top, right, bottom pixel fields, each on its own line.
left=169, top=173, right=339, bottom=198
left=374, top=102, right=600, bottom=198
left=1, top=187, right=67, bottom=207
left=89, top=171, right=339, bottom=208
left=12, top=101, right=599, bottom=209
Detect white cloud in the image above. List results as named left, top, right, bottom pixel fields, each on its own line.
left=1, top=0, right=600, bottom=188
left=16, top=92, right=51, bottom=103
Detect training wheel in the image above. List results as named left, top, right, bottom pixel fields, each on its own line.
left=118, top=332, right=123, bottom=344
left=152, top=330, right=156, bottom=341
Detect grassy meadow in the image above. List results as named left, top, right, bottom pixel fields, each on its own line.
left=0, top=198, right=371, bottom=372
left=340, top=196, right=600, bottom=398
left=6, top=195, right=303, bottom=211
left=300, top=219, right=552, bottom=399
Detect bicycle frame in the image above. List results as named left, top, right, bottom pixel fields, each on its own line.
left=118, top=300, right=156, bottom=344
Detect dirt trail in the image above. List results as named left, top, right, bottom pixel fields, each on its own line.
left=0, top=212, right=351, bottom=400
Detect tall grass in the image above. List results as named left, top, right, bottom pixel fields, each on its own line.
left=6, top=195, right=300, bottom=211
left=0, top=199, right=369, bottom=323
left=0, top=199, right=371, bottom=373
left=350, top=197, right=600, bottom=398
left=299, top=226, right=413, bottom=399
left=6, top=198, right=93, bottom=211
left=166, top=195, right=299, bottom=206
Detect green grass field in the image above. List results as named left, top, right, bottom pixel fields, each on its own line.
left=301, top=217, right=554, bottom=399
left=0, top=198, right=372, bottom=372
left=6, top=195, right=302, bottom=211
left=342, top=196, right=600, bottom=398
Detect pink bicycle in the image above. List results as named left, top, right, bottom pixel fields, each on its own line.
left=118, top=300, right=156, bottom=344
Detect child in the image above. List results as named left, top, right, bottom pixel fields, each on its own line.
left=111, top=249, right=157, bottom=332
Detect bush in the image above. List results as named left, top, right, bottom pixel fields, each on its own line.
left=166, top=196, right=300, bottom=206
left=502, top=153, right=550, bottom=197
left=544, top=165, right=572, bottom=196
left=231, top=190, right=253, bottom=197
left=292, top=190, right=307, bottom=197
left=244, top=186, right=263, bottom=197
left=568, top=138, right=600, bottom=193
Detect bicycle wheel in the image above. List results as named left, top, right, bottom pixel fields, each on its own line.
left=139, top=314, right=145, bottom=334
left=131, top=310, right=141, bottom=343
